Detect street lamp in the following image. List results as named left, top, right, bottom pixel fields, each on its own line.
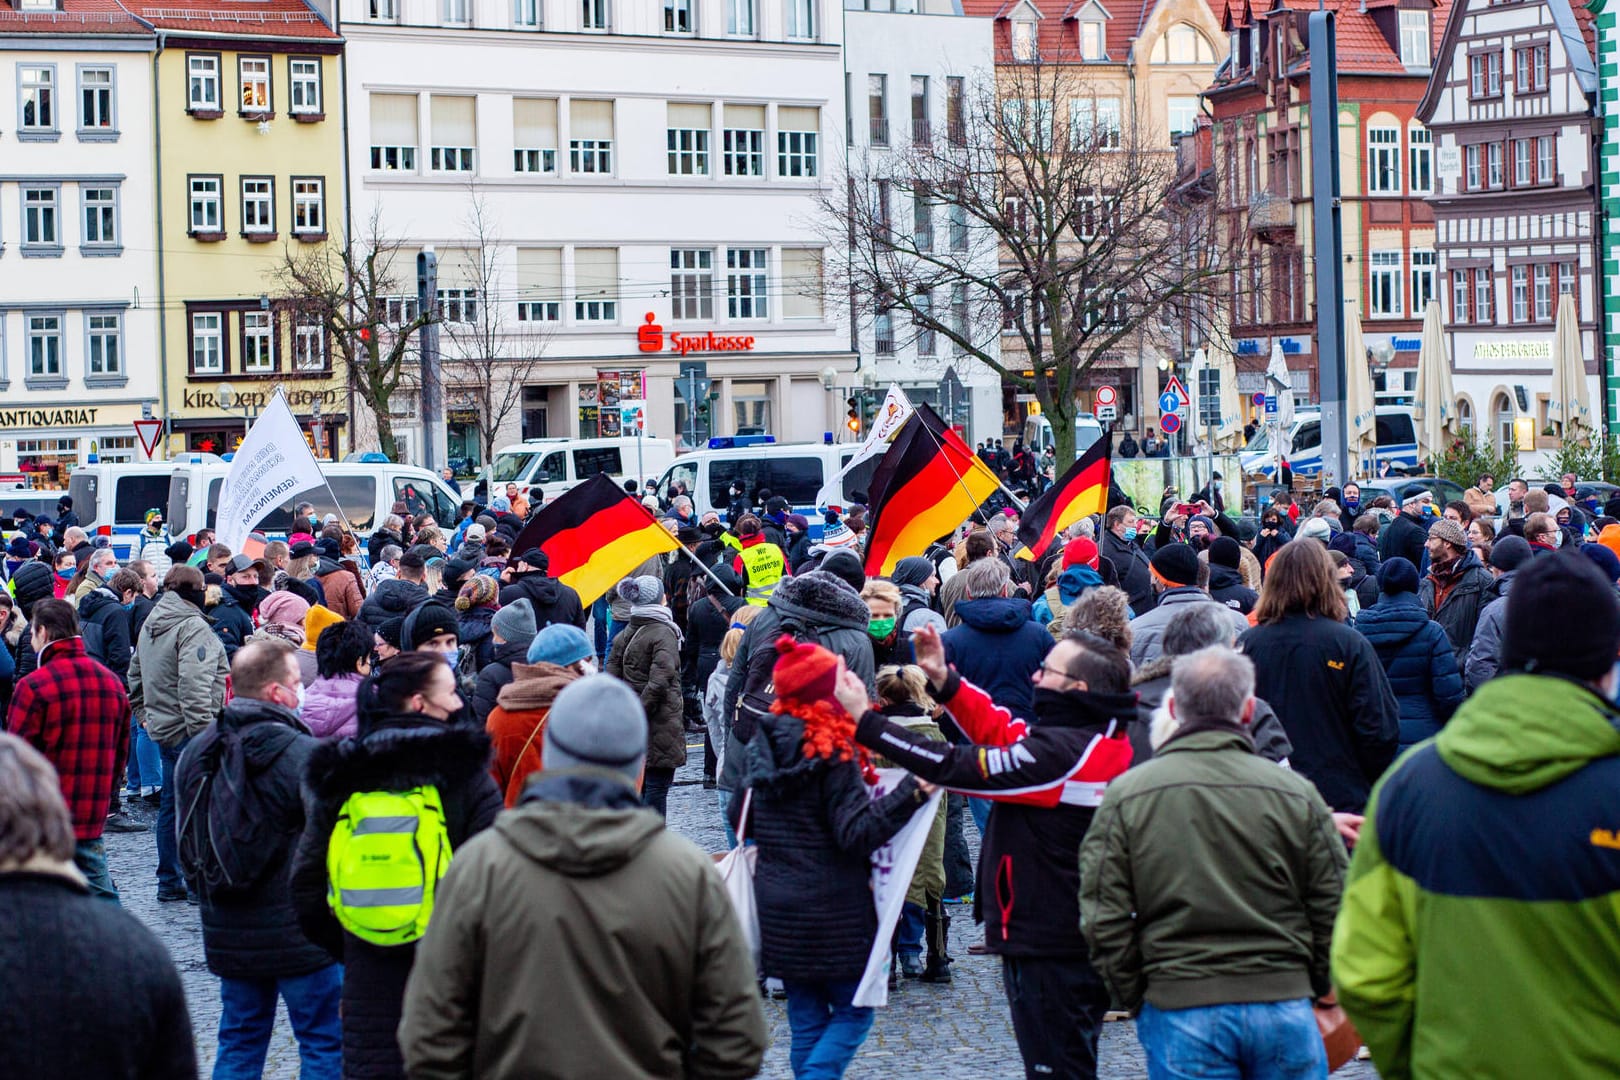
left=819, top=365, right=839, bottom=391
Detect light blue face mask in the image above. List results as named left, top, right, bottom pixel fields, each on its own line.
left=1122, top=527, right=1138, bottom=542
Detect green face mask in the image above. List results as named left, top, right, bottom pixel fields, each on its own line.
left=868, top=616, right=897, bottom=640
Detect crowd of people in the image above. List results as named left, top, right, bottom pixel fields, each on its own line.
left=1, top=463, right=1617, bottom=1080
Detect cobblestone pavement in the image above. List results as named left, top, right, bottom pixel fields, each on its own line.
left=107, top=742, right=1378, bottom=1079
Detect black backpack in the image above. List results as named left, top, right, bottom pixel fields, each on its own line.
left=80, top=617, right=108, bottom=666
left=734, top=615, right=828, bottom=747
left=175, top=724, right=283, bottom=900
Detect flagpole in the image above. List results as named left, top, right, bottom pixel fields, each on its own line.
left=677, top=542, right=742, bottom=598
left=265, top=388, right=360, bottom=544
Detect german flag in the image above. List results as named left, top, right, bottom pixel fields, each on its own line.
left=1014, top=436, right=1111, bottom=560
left=863, top=403, right=1002, bottom=577
left=509, top=473, right=679, bottom=605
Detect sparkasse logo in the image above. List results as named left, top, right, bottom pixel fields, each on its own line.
left=637, top=312, right=756, bottom=356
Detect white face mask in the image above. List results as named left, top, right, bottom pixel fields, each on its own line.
left=294, top=683, right=306, bottom=713
left=577, top=658, right=598, bottom=676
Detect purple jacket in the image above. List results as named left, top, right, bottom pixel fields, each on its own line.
left=301, top=674, right=362, bottom=739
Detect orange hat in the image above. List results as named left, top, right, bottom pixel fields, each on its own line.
left=1598, top=523, right=1620, bottom=561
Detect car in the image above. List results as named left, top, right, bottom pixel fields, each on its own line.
left=1354, top=476, right=1467, bottom=511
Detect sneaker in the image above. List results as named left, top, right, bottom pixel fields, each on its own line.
left=898, top=954, right=924, bottom=979
left=702, top=777, right=718, bottom=790
left=103, top=812, right=149, bottom=833
left=156, top=887, right=189, bottom=902
left=142, top=789, right=161, bottom=806
left=943, top=892, right=974, bottom=905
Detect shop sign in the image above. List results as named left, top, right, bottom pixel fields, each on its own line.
left=581, top=370, right=645, bottom=437
left=1391, top=336, right=1422, bottom=353
left=1274, top=336, right=1310, bottom=355
left=1472, top=340, right=1551, bottom=361
left=182, top=387, right=340, bottom=411
left=0, top=406, right=100, bottom=427
left=1234, top=338, right=1268, bottom=356
left=637, top=313, right=755, bottom=356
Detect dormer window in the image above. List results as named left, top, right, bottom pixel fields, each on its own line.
left=19, top=0, right=58, bottom=10
left=1152, top=23, right=1214, bottom=64
left=1398, top=10, right=1429, bottom=67
left=1081, top=19, right=1106, bottom=59
left=1012, top=19, right=1038, bottom=61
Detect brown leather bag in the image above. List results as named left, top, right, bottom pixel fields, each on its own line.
left=1315, top=995, right=1361, bottom=1072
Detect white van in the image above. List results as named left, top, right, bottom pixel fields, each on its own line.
left=69, top=459, right=206, bottom=560
left=1239, top=406, right=1419, bottom=478
left=488, top=437, right=676, bottom=502
left=656, top=437, right=880, bottom=539
left=1022, top=414, right=1106, bottom=456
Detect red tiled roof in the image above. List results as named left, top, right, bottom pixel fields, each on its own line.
left=964, top=0, right=1223, bottom=66
left=1219, top=0, right=1452, bottom=77
left=1570, top=0, right=1596, bottom=66
left=0, top=0, right=148, bottom=35
left=118, top=0, right=339, bottom=39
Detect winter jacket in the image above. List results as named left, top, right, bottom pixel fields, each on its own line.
left=607, top=613, right=685, bottom=771
left=1239, top=614, right=1400, bottom=813
left=471, top=638, right=528, bottom=726
left=898, top=581, right=947, bottom=634
left=1378, top=510, right=1428, bottom=570
left=137, top=528, right=174, bottom=580
left=1418, top=552, right=1495, bottom=666
left=942, top=597, right=1053, bottom=725
left=289, top=715, right=503, bottom=1080
left=1102, top=529, right=1155, bottom=614
left=247, top=627, right=319, bottom=686
left=314, top=560, right=365, bottom=622
left=77, top=586, right=133, bottom=682
left=358, top=577, right=428, bottom=630
left=0, top=871, right=197, bottom=1080
left=1348, top=529, right=1382, bottom=579
left=1464, top=572, right=1514, bottom=691
left=854, top=670, right=1135, bottom=957
left=1129, top=655, right=1292, bottom=766
left=400, top=769, right=768, bottom=1080
left=6, top=636, right=129, bottom=840
left=609, top=555, right=665, bottom=626
left=367, top=528, right=403, bottom=567
left=1128, top=588, right=1251, bottom=668
left=1081, top=727, right=1346, bottom=1012
left=1031, top=564, right=1106, bottom=626
left=301, top=673, right=362, bottom=739
left=738, top=711, right=926, bottom=981
left=128, top=592, right=229, bottom=749
left=1354, top=593, right=1464, bottom=748
left=686, top=586, right=746, bottom=697
left=1205, top=563, right=1258, bottom=615
left=179, top=697, right=332, bottom=980
left=498, top=570, right=586, bottom=630
left=208, top=587, right=256, bottom=660
left=1332, top=674, right=1620, bottom=1080
left=486, top=661, right=578, bottom=806
left=456, top=604, right=496, bottom=671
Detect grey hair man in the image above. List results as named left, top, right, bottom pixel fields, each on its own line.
left=400, top=675, right=768, bottom=1079
left=1081, top=646, right=1346, bottom=1080
left=942, top=553, right=1054, bottom=726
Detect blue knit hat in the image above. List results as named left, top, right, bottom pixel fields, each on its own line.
left=1379, top=556, right=1419, bottom=595
left=527, top=623, right=593, bottom=667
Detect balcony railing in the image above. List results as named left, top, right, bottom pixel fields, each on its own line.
left=1248, top=188, right=1293, bottom=233
left=911, top=117, right=931, bottom=143
left=870, top=117, right=889, bottom=146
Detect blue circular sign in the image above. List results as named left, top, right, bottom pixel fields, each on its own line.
left=1160, top=412, right=1182, bottom=435
left=1252, top=392, right=1267, bottom=406
left=1158, top=391, right=1182, bottom=415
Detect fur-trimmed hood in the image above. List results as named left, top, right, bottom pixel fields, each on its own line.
left=1132, top=654, right=1175, bottom=687
left=767, top=570, right=869, bottom=633
left=303, top=715, right=493, bottom=814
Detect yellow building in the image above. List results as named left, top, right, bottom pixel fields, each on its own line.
left=127, top=0, right=348, bottom=456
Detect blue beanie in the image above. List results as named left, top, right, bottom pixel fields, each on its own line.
left=527, top=623, right=593, bottom=667
left=1379, top=556, right=1419, bottom=595
left=1580, top=542, right=1620, bottom=584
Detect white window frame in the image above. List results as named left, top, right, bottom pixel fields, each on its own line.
left=582, top=0, right=610, bottom=30
left=289, top=58, right=321, bottom=115
left=724, top=126, right=764, bottom=176
left=19, top=64, right=56, bottom=136
left=785, top=0, right=815, bottom=38
left=1011, top=19, right=1037, bottom=62
left=1537, top=134, right=1555, bottom=184
left=667, top=125, right=710, bottom=176
left=670, top=248, right=715, bottom=320
left=1559, top=262, right=1576, bottom=310
left=1080, top=19, right=1106, bottom=60
left=1410, top=249, right=1435, bottom=314
left=777, top=127, right=818, bottom=177
left=1510, top=264, right=1528, bottom=322
left=1465, top=144, right=1481, bottom=190
left=86, top=312, right=123, bottom=379
left=369, top=0, right=398, bottom=19
left=239, top=56, right=270, bottom=114
left=1486, top=141, right=1503, bottom=188
left=1474, top=268, right=1493, bottom=322
left=294, top=314, right=326, bottom=371
left=1369, top=250, right=1402, bottom=318
left=1512, top=138, right=1531, bottom=186
left=443, top=0, right=470, bottom=22
left=292, top=177, right=325, bottom=235
left=21, top=185, right=61, bottom=250
left=240, top=177, right=274, bottom=235
left=437, top=288, right=478, bottom=324
left=189, top=175, right=222, bottom=234
left=513, top=0, right=539, bottom=25
left=188, top=54, right=219, bottom=111
left=192, top=312, right=223, bottom=373
left=26, top=315, right=64, bottom=379
left=726, top=247, right=768, bottom=320
left=242, top=310, right=275, bottom=372
left=1167, top=96, right=1198, bottom=139
left=77, top=65, right=116, bottom=136
left=82, top=185, right=119, bottom=250
left=1398, top=10, right=1429, bottom=67
left=1408, top=124, right=1432, bottom=194
left=664, top=0, right=692, bottom=31
left=1533, top=263, right=1552, bottom=321
left=569, top=138, right=612, bottom=174
left=726, top=0, right=754, bottom=34
left=1367, top=126, right=1400, bottom=195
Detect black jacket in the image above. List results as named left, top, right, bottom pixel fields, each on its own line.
left=471, top=639, right=528, bottom=725
left=129, top=591, right=157, bottom=642
left=1102, top=529, right=1155, bottom=615
left=184, top=697, right=331, bottom=981
left=0, top=873, right=196, bottom=1080
left=291, top=715, right=502, bottom=1080
left=1239, top=614, right=1400, bottom=813
left=1418, top=553, right=1495, bottom=665
left=367, top=529, right=403, bottom=567
left=457, top=605, right=495, bottom=671
left=210, top=587, right=256, bottom=659
left=78, top=587, right=133, bottom=683
left=498, top=571, right=585, bottom=630
left=736, top=711, right=923, bottom=981
left=359, top=577, right=429, bottom=629
left=686, top=585, right=745, bottom=693
left=1378, top=510, right=1429, bottom=570
left=1206, top=564, right=1258, bottom=615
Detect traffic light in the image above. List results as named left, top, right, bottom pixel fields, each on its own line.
left=846, top=397, right=861, bottom=436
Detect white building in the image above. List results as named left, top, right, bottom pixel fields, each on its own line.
left=0, top=0, right=161, bottom=483
left=842, top=0, right=1000, bottom=444
left=338, top=0, right=854, bottom=471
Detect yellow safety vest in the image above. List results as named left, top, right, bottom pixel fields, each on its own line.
left=738, top=542, right=787, bottom=606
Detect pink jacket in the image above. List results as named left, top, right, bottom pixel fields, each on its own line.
left=301, top=673, right=362, bottom=739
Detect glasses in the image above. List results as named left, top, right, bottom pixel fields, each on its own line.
left=1036, top=662, right=1074, bottom=683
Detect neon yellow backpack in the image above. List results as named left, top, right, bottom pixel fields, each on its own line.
left=326, top=785, right=452, bottom=946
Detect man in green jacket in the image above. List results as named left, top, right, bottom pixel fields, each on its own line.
left=1332, top=550, right=1620, bottom=1079
left=1080, top=644, right=1346, bottom=1077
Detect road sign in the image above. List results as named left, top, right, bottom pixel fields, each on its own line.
left=1164, top=375, right=1191, bottom=408
left=1093, top=385, right=1118, bottom=408
left=133, top=419, right=163, bottom=458
left=1096, top=404, right=1118, bottom=422
left=1252, top=392, right=1268, bottom=406
left=1264, top=394, right=1279, bottom=417
left=1160, top=412, right=1182, bottom=435
left=1158, top=391, right=1182, bottom=415
left=620, top=402, right=646, bottom=432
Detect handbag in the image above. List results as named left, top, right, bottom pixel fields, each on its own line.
left=714, top=788, right=760, bottom=966
left=1314, top=994, right=1361, bottom=1072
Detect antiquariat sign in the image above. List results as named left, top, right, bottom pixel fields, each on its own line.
left=1472, top=340, right=1551, bottom=362
left=183, top=387, right=341, bottom=410
left=0, top=406, right=101, bottom=427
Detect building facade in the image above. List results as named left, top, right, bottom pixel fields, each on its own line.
left=1417, top=0, right=1601, bottom=457
left=1594, top=0, right=1619, bottom=433
left=339, top=0, right=853, bottom=472
left=0, top=0, right=160, bottom=482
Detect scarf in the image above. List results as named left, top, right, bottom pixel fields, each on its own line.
left=257, top=622, right=306, bottom=648
left=631, top=603, right=684, bottom=646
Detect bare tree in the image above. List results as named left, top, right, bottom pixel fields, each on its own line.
left=824, top=54, right=1232, bottom=466
left=269, top=207, right=434, bottom=461
left=439, top=191, right=550, bottom=471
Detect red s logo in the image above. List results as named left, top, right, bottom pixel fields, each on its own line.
left=638, top=312, right=664, bottom=353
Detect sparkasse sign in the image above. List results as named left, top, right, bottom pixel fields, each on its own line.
left=637, top=313, right=756, bottom=356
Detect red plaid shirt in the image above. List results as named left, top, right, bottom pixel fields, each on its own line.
left=7, top=636, right=130, bottom=840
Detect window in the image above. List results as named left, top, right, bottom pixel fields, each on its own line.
left=950, top=283, right=968, bottom=353
left=1537, top=135, right=1555, bottom=184
left=192, top=313, right=223, bottom=373
left=786, top=0, right=815, bottom=38
left=1487, top=142, right=1503, bottom=188
left=430, top=96, right=476, bottom=171
left=729, top=381, right=773, bottom=434
left=370, top=93, right=418, bottom=171
left=239, top=56, right=270, bottom=114
left=189, top=175, right=222, bottom=234
left=87, top=313, right=122, bottom=377
left=1451, top=269, right=1469, bottom=323
left=240, top=177, right=274, bottom=235
left=1370, top=251, right=1402, bottom=317
left=665, top=0, right=691, bottom=31
left=1398, top=10, right=1429, bottom=66
left=1515, top=44, right=1548, bottom=92
left=1080, top=19, right=1105, bottom=60
left=667, top=102, right=711, bottom=176
left=437, top=287, right=477, bottom=323
left=443, top=0, right=469, bottom=21
left=1011, top=20, right=1037, bottom=61
left=569, top=99, right=614, bottom=173
left=1533, top=263, right=1553, bottom=321
left=242, top=311, right=275, bottom=372
left=1409, top=124, right=1432, bottom=193
left=726, top=248, right=768, bottom=319
left=1512, top=138, right=1532, bottom=186
left=946, top=76, right=965, bottom=145
left=1465, top=144, right=1481, bottom=190
left=1493, top=393, right=1514, bottom=458
left=513, top=98, right=558, bottom=174
left=1410, top=249, right=1435, bottom=313
left=188, top=54, right=219, bottom=111
left=781, top=248, right=823, bottom=318
left=1559, top=262, right=1576, bottom=309
left=573, top=247, right=618, bottom=321
left=293, top=178, right=325, bottom=235
left=778, top=106, right=819, bottom=176
left=27, top=316, right=63, bottom=378
left=78, top=66, right=115, bottom=133
left=82, top=186, right=118, bottom=248
left=583, top=0, right=609, bottom=29
left=1004, top=98, right=1053, bottom=146
left=19, top=65, right=55, bottom=134
left=949, top=198, right=968, bottom=251
left=1167, top=96, right=1198, bottom=138
left=1071, top=96, right=1121, bottom=148
left=22, top=187, right=59, bottom=249
left=1474, top=267, right=1493, bottom=322
left=869, top=74, right=888, bottom=145
left=1509, top=264, right=1528, bottom=322
left=369, top=0, right=398, bottom=19
left=874, top=307, right=895, bottom=354
left=726, top=0, right=754, bottom=34
left=97, top=436, right=136, bottom=464
left=514, top=0, right=539, bottom=25
left=671, top=248, right=715, bottom=320
left=516, top=248, right=563, bottom=322
left=913, top=187, right=933, bottom=251
left=723, top=104, right=764, bottom=176
left=294, top=314, right=326, bottom=371
left=1152, top=24, right=1213, bottom=63
left=289, top=58, right=321, bottom=115
left=916, top=292, right=936, bottom=356
left=910, top=76, right=929, bottom=141
left=1470, top=51, right=1502, bottom=96
left=1367, top=126, right=1400, bottom=194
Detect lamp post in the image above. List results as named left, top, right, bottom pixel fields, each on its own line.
left=820, top=365, right=839, bottom=442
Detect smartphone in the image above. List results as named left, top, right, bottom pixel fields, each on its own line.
left=1174, top=502, right=1199, bottom=518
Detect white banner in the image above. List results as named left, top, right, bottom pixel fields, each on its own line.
left=814, top=385, right=913, bottom=510
left=853, top=768, right=944, bottom=1008
left=213, top=391, right=330, bottom=553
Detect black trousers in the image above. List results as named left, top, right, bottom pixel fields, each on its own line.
left=1001, top=954, right=1111, bottom=1080
left=942, top=793, right=975, bottom=899
left=642, top=766, right=676, bottom=817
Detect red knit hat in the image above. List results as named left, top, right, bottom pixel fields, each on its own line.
left=1062, top=536, right=1100, bottom=570
left=771, top=634, right=841, bottom=707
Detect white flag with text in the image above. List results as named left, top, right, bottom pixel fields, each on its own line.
left=814, top=385, right=913, bottom=510
left=214, top=391, right=328, bottom=553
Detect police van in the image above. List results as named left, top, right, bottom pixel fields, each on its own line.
left=655, top=436, right=877, bottom=538
left=1239, top=406, right=1419, bottom=478
left=488, top=437, right=676, bottom=502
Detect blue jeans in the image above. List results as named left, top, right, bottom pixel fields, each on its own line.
left=215, top=964, right=344, bottom=1080
left=717, top=788, right=738, bottom=849
left=968, top=795, right=991, bottom=840
left=126, top=714, right=163, bottom=792
left=155, top=739, right=188, bottom=893
left=74, top=838, right=119, bottom=904
left=783, top=978, right=875, bottom=1080
left=897, top=901, right=925, bottom=959
left=1136, top=999, right=1327, bottom=1080
left=591, top=595, right=610, bottom=664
